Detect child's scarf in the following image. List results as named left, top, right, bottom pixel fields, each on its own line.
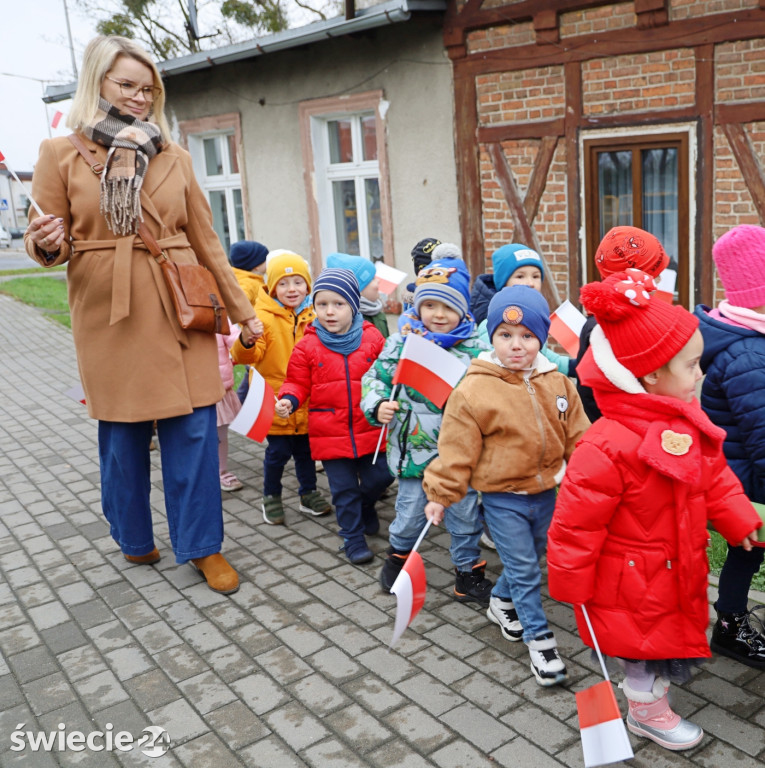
left=314, top=312, right=364, bottom=355
left=81, top=97, right=163, bottom=235
left=396, top=307, right=475, bottom=349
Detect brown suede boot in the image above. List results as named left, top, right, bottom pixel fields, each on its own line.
left=123, top=547, right=160, bottom=565
left=190, top=553, right=239, bottom=594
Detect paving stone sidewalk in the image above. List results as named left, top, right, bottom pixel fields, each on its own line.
left=0, top=292, right=763, bottom=767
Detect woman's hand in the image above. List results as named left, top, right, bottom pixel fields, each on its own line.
left=27, top=214, right=65, bottom=254
left=377, top=400, right=399, bottom=424
left=424, top=501, right=445, bottom=526
left=275, top=398, right=294, bottom=419
left=241, top=316, right=264, bottom=346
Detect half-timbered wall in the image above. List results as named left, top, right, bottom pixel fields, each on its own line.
left=445, top=0, right=765, bottom=307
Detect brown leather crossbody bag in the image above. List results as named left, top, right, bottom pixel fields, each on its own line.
left=67, top=133, right=230, bottom=335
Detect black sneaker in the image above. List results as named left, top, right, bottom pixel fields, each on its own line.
left=711, top=605, right=765, bottom=669
left=486, top=596, right=523, bottom=641
left=453, top=560, right=493, bottom=605
left=379, top=547, right=409, bottom=592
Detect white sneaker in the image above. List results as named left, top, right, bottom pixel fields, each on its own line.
left=486, top=596, right=523, bottom=641
left=528, top=631, right=568, bottom=687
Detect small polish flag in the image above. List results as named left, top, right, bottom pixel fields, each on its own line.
left=654, top=268, right=676, bottom=304
left=391, top=333, right=467, bottom=408
left=549, top=300, right=587, bottom=357
left=389, top=550, right=427, bottom=647
left=51, top=111, right=64, bottom=129
left=0, top=150, right=4, bottom=163
left=375, top=262, right=407, bottom=295
left=64, top=383, right=87, bottom=405
left=228, top=368, right=275, bottom=443
left=576, top=680, right=634, bottom=767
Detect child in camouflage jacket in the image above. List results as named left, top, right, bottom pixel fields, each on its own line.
left=361, top=255, right=492, bottom=603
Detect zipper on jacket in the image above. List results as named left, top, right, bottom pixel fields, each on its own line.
left=524, top=372, right=546, bottom=488
left=396, top=407, right=413, bottom=477
left=344, top=355, right=358, bottom=457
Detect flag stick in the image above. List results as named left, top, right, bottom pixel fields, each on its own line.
left=412, top=517, right=432, bottom=553
left=371, top=385, right=399, bottom=464
left=1, top=156, right=44, bottom=217
left=581, top=604, right=610, bottom=682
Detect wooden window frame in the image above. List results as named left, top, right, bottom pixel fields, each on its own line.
left=582, top=128, right=693, bottom=308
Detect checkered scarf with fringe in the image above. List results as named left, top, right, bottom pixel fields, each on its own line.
left=81, top=98, right=163, bottom=235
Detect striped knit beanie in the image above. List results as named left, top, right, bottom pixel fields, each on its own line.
left=312, top=268, right=361, bottom=316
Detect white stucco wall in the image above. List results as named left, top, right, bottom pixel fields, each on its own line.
left=165, top=15, right=460, bottom=277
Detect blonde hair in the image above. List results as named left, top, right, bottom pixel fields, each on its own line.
left=67, top=36, right=171, bottom=143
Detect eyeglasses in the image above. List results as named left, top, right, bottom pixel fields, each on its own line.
left=104, top=75, right=162, bottom=103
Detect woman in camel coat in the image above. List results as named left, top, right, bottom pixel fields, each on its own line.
left=24, top=35, right=261, bottom=594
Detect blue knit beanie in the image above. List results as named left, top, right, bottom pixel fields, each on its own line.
left=487, top=285, right=550, bottom=345
left=413, top=257, right=471, bottom=320
left=492, top=243, right=545, bottom=291
left=229, top=240, right=268, bottom=271
left=326, top=252, right=376, bottom=291
left=313, top=268, right=361, bottom=316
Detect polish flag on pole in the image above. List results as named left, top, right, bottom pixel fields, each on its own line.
left=228, top=368, right=275, bottom=443
left=576, top=605, right=634, bottom=767
left=391, top=333, right=467, bottom=408
left=64, top=383, right=87, bottom=405
left=389, top=519, right=431, bottom=648
left=0, top=150, right=44, bottom=216
left=375, top=262, right=408, bottom=295
left=549, top=300, right=587, bottom=357
left=653, top=268, right=676, bottom=304
left=51, top=111, right=64, bottom=129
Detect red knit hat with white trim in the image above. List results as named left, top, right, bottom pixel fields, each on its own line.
left=579, top=269, right=698, bottom=378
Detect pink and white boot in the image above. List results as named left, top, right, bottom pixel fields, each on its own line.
left=621, top=677, right=703, bottom=751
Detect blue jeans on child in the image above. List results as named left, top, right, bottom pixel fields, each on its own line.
left=263, top=433, right=317, bottom=497
left=99, top=405, right=223, bottom=564
left=482, top=488, right=557, bottom=643
left=390, top=479, right=481, bottom=570
left=322, top=454, right=393, bottom=552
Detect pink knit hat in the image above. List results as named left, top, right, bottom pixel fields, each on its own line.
left=712, top=225, right=765, bottom=309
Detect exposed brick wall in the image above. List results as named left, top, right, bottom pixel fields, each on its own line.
left=479, top=140, right=570, bottom=299
left=582, top=49, right=696, bottom=116
left=670, top=0, right=758, bottom=21
left=560, top=2, right=635, bottom=38
left=476, top=65, right=566, bottom=126
left=466, top=22, right=534, bottom=55
left=716, top=39, right=765, bottom=102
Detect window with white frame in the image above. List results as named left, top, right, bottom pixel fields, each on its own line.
left=300, top=91, right=392, bottom=270
left=187, top=131, right=245, bottom=253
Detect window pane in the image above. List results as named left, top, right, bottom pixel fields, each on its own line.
left=328, top=120, right=353, bottom=164
left=597, top=151, right=633, bottom=238
left=361, top=116, right=377, bottom=161
left=233, top=189, right=245, bottom=242
left=642, top=148, right=679, bottom=275
left=365, top=178, right=382, bottom=260
left=333, top=180, right=359, bottom=254
left=227, top=134, right=239, bottom=174
left=204, top=137, right=224, bottom=176
left=209, top=190, right=230, bottom=251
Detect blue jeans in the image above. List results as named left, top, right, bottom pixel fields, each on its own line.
left=263, top=433, right=317, bottom=497
left=323, top=454, right=393, bottom=551
left=482, top=489, right=557, bottom=643
left=390, top=478, right=481, bottom=570
left=98, top=405, right=223, bottom=564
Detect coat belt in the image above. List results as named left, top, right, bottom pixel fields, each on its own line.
left=72, top=233, right=191, bottom=326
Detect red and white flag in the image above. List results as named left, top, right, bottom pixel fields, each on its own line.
left=375, top=262, right=408, bottom=295
left=389, top=549, right=427, bottom=647
left=391, top=333, right=467, bottom=408
left=576, top=681, right=634, bottom=767
left=51, top=111, right=64, bottom=129
left=654, top=268, right=676, bottom=304
left=549, top=300, right=587, bottom=357
left=64, top=383, right=86, bottom=405
left=228, top=369, right=275, bottom=443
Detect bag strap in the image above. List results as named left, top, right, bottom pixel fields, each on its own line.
left=67, top=133, right=163, bottom=259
